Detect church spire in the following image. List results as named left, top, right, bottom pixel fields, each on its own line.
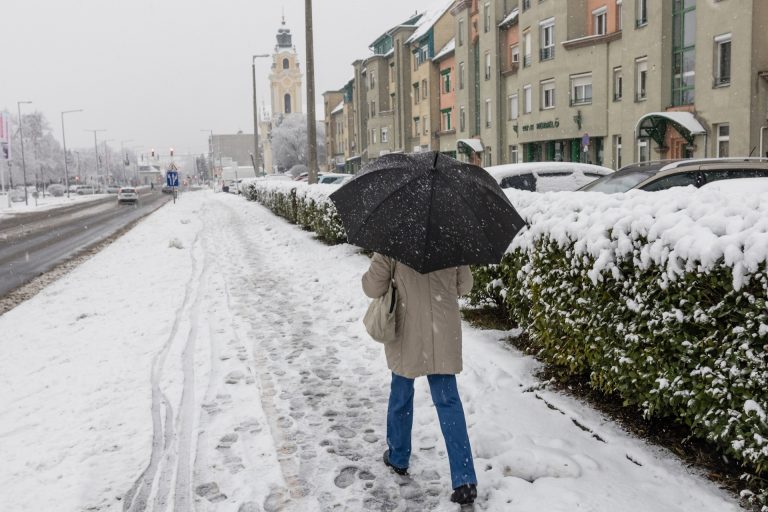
left=276, top=14, right=293, bottom=48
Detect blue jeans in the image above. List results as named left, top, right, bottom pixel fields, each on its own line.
left=386, top=373, right=477, bottom=489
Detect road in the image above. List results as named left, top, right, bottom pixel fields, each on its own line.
left=0, top=189, right=171, bottom=298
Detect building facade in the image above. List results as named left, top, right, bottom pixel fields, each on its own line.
left=323, top=0, right=768, bottom=172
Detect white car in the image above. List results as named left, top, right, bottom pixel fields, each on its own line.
left=485, top=162, right=614, bottom=192
left=318, top=173, right=353, bottom=185
left=117, top=187, right=139, bottom=204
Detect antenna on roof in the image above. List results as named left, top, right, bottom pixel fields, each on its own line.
left=282, top=6, right=286, bottom=24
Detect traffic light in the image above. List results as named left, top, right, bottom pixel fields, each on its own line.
left=170, top=147, right=174, bottom=157
left=151, top=148, right=155, bottom=158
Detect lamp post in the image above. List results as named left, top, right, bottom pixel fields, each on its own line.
left=86, top=129, right=106, bottom=191
left=17, top=101, right=32, bottom=204
left=61, top=109, right=83, bottom=198
left=252, top=54, right=270, bottom=176
left=120, top=139, right=133, bottom=184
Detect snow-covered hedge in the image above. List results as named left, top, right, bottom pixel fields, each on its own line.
left=243, top=178, right=768, bottom=485
left=475, top=187, right=768, bottom=483
left=241, top=179, right=346, bottom=244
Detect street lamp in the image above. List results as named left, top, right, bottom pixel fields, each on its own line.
left=17, top=101, right=32, bottom=204
left=252, top=54, right=270, bottom=176
left=85, top=129, right=106, bottom=190
left=61, top=109, right=83, bottom=198
left=120, top=139, right=133, bottom=184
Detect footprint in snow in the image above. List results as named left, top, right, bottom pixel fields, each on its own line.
left=334, top=466, right=358, bottom=488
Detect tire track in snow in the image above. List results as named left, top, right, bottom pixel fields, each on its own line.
left=123, top=224, right=205, bottom=512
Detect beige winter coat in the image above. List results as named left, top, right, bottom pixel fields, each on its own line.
left=362, top=253, right=473, bottom=378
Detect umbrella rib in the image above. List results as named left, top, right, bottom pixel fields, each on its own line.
left=436, top=172, right=499, bottom=258
left=347, top=172, right=428, bottom=241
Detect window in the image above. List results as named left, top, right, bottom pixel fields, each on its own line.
left=484, top=2, right=491, bottom=33
left=716, top=123, right=730, bottom=157
left=485, top=99, right=492, bottom=128
left=635, top=58, right=648, bottom=100
left=282, top=58, right=290, bottom=69
left=485, top=52, right=492, bottom=80
left=522, top=0, right=531, bottom=11
left=523, top=85, right=532, bottom=113
left=508, top=94, right=519, bottom=120
left=459, top=62, right=465, bottom=89
left=424, top=115, right=429, bottom=134
left=484, top=146, right=492, bottom=167
left=442, top=70, right=451, bottom=94
left=371, top=129, right=377, bottom=144
left=672, top=0, right=696, bottom=105
left=284, top=93, right=292, bottom=113
left=422, top=79, right=428, bottom=98
left=714, top=33, right=731, bottom=86
left=441, top=109, right=453, bottom=131
left=370, top=71, right=376, bottom=89
left=501, top=173, right=535, bottom=190
left=613, top=135, right=622, bottom=169
left=616, top=0, right=623, bottom=30
left=460, top=105, right=466, bottom=132
left=593, top=7, right=607, bottom=35
left=511, top=45, right=520, bottom=63
left=414, top=117, right=421, bottom=136
left=370, top=101, right=376, bottom=117
left=540, top=19, right=555, bottom=61
left=637, top=138, right=650, bottom=162
left=458, top=18, right=465, bottom=46
left=381, top=127, right=389, bottom=143
left=641, top=172, right=698, bottom=191
left=570, top=73, right=592, bottom=105
left=636, top=0, right=647, bottom=27
left=541, top=80, right=555, bottom=109
left=509, top=144, right=519, bottom=163
left=390, top=63, right=395, bottom=83
left=413, top=83, right=420, bottom=104
left=523, top=32, right=532, bottom=67
left=613, top=67, right=623, bottom=100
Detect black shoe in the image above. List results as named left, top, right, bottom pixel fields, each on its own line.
left=450, top=484, right=477, bottom=505
left=382, top=450, right=408, bottom=476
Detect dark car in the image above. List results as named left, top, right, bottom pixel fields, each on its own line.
left=579, top=158, right=768, bottom=193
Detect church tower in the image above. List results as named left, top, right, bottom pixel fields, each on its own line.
left=269, top=17, right=303, bottom=117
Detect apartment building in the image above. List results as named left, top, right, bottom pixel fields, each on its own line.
left=324, top=0, right=768, bottom=171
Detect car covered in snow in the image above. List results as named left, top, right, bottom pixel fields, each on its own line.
left=46, top=184, right=66, bottom=197
left=579, top=158, right=768, bottom=193
left=484, top=162, right=614, bottom=192
left=318, top=173, right=353, bottom=185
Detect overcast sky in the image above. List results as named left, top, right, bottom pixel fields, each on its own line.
left=2, top=0, right=437, bottom=156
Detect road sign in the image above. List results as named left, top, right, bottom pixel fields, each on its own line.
left=166, top=171, right=179, bottom=187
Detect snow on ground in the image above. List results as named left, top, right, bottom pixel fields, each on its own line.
left=0, top=190, right=740, bottom=511
left=0, top=191, right=109, bottom=219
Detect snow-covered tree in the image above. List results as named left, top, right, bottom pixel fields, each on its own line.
left=270, top=113, right=326, bottom=173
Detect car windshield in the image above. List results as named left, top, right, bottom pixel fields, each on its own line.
left=579, top=168, right=657, bottom=193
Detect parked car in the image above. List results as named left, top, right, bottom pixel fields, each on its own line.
left=701, top=176, right=768, bottom=194
left=579, top=158, right=768, bottom=193
left=9, top=189, right=25, bottom=202
left=117, top=187, right=139, bottom=204
left=47, top=184, right=66, bottom=197
left=68, top=184, right=80, bottom=193
left=161, top=185, right=174, bottom=194
left=293, top=172, right=325, bottom=182
left=264, top=174, right=293, bottom=181
left=76, top=185, right=96, bottom=195
left=106, top=185, right=121, bottom=194
left=484, top=162, right=614, bottom=192
left=318, top=173, right=353, bottom=185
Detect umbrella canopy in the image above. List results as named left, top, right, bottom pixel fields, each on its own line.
left=329, top=151, right=526, bottom=274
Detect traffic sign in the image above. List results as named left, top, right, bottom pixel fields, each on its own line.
left=166, top=171, right=179, bottom=187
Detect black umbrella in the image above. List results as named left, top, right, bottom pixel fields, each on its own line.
left=329, top=151, right=526, bottom=274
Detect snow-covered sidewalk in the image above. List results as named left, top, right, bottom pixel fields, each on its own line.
left=0, top=190, right=739, bottom=511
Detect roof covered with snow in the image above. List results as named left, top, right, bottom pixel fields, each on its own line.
left=330, top=101, right=344, bottom=115
left=406, top=0, right=453, bottom=44
left=432, top=38, right=456, bottom=62
left=499, top=8, right=519, bottom=28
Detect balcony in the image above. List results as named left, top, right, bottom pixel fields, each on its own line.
left=540, top=46, right=555, bottom=61
left=501, top=61, right=519, bottom=76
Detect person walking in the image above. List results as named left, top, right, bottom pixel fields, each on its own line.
left=362, top=252, right=478, bottom=505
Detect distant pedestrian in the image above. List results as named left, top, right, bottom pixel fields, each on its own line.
left=362, top=253, right=478, bottom=505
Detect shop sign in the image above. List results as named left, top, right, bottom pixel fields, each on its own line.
left=521, top=119, right=560, bottom=132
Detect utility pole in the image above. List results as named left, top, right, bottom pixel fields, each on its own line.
left=17, top=101, right=32, bottom=205
left=305, top=0, right=318, bottom=184
left=253, top=54, right=269, bottom=176
left=120, top=139, right=133, bottom=184
left=86, top=129, right=106, bottom=192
